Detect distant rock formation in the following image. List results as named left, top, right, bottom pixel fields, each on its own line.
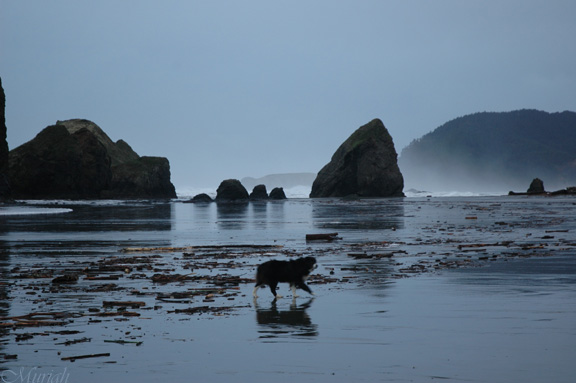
left=215, top=179, right=249, bottom=201
left=8, top=119, right=176, bottom=199
left=269, top=187, right=287, bottom=200
left=249, top=184, right=269, bottom=200
left=0, top=77, right=10, bottom=200
left=550, top=186, right=576, bottom=196
left=527, top=178, right=545, bottom=194
left=400, top=109, right=576, bottom=192
left=310, top=119, right=404, bottom=198
left=509, top=178, right=576, bottom=196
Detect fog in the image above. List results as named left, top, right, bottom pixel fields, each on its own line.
left=2, top=1, right=575, bottom=192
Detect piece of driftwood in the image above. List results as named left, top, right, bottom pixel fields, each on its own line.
left=0, top=320, right=68, bottom=328
left=0, top=312, right=76, bottom=327
left=55, top=337, right=91, bottom=346
left=151, top=273, right=196, bottom=283
left=91, top=311, right=141, bottom=317
left=104, top=340, right=143, bottom=346
left=347, top=252, right=394, bottom=259
left=102, top=301, right=146, bottom=308
left=61, top=353, right=110, bottom=361
left=306, top=233, right=340, bottom=241
left=51, top=274, right=79, bottom=284
left=121, top=244, right=283, bottom=253
left=458, top=242, right=512, bottom=250
left=85, top=275, right=122, bottom=281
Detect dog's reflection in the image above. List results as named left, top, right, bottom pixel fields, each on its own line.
left=253, top=297, right=318, bottom=339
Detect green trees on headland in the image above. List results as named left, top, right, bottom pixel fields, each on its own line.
left=399, top=109, right=576, bottom=191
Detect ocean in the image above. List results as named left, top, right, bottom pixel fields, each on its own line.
left=0, top=195, right=575, bottom=382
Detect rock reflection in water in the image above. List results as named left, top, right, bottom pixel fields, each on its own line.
left=250, top=201, right=267, bottom=229
left=312, top=199, right=404, bottom=231
left=0, top=203, right=173, bottom=233
left=216, top=202, right=249, bottom=230
left=254, top=298, right=318, bottom=339
left=0, top=241, right=10, bottom=358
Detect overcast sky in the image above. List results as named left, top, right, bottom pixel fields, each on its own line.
left=1, top=1, right=575, bottom=190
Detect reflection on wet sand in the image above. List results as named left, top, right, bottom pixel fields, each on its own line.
left=0, top=203, right=173, bottom=233
left=312, top=199, right=404, bottom=231
left=216, top=202, right=249, bottom=230
left=254, top=298, right=318, bottom=339
left=0, top=242, right=10, bottom=359
left=250, top=201, right=267, bottom=229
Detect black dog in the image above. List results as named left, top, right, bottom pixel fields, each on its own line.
left=253, top=257, right=317, bottom=299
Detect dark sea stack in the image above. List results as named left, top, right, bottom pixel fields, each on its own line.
left=57, top=119, right=139, bottom=166
left=527, top=178, right=545, bottom=194
left=215, top=179, right=249, bottom=201
left=187, top=193, right=214, bottom=203
left=0, top=77, right=10, bottom=200
left=8, top=119, right=176, bottom=199
left=310, top=119, right=404, bottom=198
left=269, top=187, right=287, bottom=200
left=105, top=156, right=176, bottom=199
left=249, top=184, right=269, bottom=200
left=9, top=124, right=111, bottom=199
left=58, top=119, right=176, bottom=199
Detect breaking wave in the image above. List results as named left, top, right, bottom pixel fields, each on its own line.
left=0, top=206, right=73, bottom=216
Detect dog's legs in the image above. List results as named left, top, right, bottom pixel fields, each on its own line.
left=296, top=281, right=314, bottom=296
left=290, top=284, right=300, bottom=298
left=268, top=282, right=281, bottom=298
left=252, top=284, right=261, bottom=298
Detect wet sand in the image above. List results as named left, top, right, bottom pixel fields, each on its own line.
left=1, top=196, right=575, bottom=382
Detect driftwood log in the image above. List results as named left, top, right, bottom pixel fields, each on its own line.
left=306, top=233, right=340, bottom=241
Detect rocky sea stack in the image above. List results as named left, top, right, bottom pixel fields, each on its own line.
left=8, top=119, right=176, bottom=199
left=310, top=119, right=404, bottom=198
left=269, top=187, right=287, bottom=200
left=249, top=184, right=269, bottom=200
left=215, top=179, right=249, bottom=202
left=0, top=77, right=10, bottom=200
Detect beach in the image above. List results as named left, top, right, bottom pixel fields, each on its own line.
left=1, top=196, right=575, bottom=382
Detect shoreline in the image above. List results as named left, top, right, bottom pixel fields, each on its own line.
left=1, top=196, right=575, bottom=382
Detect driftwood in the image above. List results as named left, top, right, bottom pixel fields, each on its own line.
left=306, top=233, right=340, bottom=241
left=347, top=252, right=394, bottom=259
left=151, top=273, right=196, bottom=283
left=51, top=274, right=79, bottom=284
left=104, top=339, right=143, bottom=346
left=121, top=244, right=283, bottom=253
left=102, top=301, right=146, bottom=308
left=458, top=242, right=513, bottom=250
left=0, top=320, right=68, bottom=328
left=85, top=275, right=122, bottom=281
left=91, top=311, right=141, bottom=317
left=0, top=312, right=76, bottom=327
left=168, top=305, right=240, bottom=315
left=61, top=353, right=110, bottom=361
left=55, top=337, right=91, bottom=346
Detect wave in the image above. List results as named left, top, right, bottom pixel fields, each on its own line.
left=0, top=206, right=73, bottom=216
left=404, top=189, right=507, bottom=198
left=176, top=186, right=507, bottom=200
